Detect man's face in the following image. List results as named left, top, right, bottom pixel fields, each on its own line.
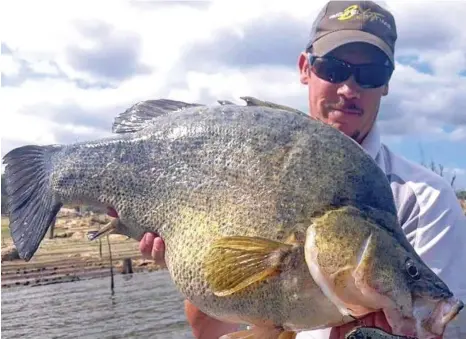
left=298, top=43, right=391, bottom=143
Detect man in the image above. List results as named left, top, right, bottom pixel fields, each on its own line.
left=140, top=1, right=466, bottom=338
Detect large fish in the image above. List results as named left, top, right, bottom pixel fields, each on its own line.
left=3, top=98, right=463, bottom=338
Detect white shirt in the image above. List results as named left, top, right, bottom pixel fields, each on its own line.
left=297, top=124, right=466, bottom=339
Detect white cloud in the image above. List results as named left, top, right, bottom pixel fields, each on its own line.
left=167, top=66, right=305, bottom=105
left=1, top=1, right=465, bottom=188
left=0, top=54, right=21, bottom=76
left=424, top=50, right=466, bottom=77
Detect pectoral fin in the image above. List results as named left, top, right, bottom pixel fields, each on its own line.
left=204, top=235, right=297, bottom=297
left=88, top=219, right=119, bottom=241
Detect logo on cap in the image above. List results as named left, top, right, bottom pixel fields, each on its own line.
left=329, top=4, right=392, bottom=30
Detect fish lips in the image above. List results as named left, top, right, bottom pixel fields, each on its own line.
left=409, top=295, right=465, bottom=337
left=420, top=297, right=464, bottom=335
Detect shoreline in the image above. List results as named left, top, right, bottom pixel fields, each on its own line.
left=1, top=212, right=162, bottom=289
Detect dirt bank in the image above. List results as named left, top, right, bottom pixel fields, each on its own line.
left=1, top=212, right=162, bottom=289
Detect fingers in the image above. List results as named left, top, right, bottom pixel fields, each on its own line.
left=139, top=232, right=166, bottom=267
left=152, top=237, right=166, bottom=267
left=139, top=232, right=155, bottom=258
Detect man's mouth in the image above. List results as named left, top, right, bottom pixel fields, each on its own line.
left=335, top=109, right=362, bottom=116
left=326, top=100, right=363, bottom=116
left=334, top=103, right=363, bottom=115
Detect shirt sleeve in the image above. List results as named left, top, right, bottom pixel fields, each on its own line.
left=398, top=180, right=466, bottom=338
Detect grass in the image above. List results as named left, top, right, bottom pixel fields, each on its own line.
left=2, top=216, right=10, bottom=242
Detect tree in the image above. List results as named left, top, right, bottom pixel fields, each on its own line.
left=418, top=144, right=457, bottom=188
left=457, top=190, right=466, bottom=200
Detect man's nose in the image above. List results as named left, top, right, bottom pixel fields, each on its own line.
left=336, top=76, right=361, bottom=99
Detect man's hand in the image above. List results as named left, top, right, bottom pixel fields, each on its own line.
left=138, top=233, right=393, bottom=339
left=139, top=232, right=166, bottom=268
left=329, top=312, right=392, bottom=338
left=184, top=300, right=240, bottom=339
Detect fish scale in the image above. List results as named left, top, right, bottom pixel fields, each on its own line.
left=3, top=97, right=463, bottom=338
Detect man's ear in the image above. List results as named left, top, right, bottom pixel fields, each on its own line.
left=298, top=52, right=310, bottom=85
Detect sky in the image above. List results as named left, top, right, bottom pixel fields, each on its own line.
left=1, top=0, right=465, bottom=190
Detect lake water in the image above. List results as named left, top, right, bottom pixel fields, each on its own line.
left=3, top=270, right=466, bottom=338
left=1, top=270, right=193, bottom=339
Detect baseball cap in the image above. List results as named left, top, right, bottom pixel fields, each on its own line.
left=306, top=1, right=397, bottom=67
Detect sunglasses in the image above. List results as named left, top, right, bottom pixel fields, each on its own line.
left=308, top=55, right=393, bottom=89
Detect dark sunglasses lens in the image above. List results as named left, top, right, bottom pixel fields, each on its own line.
left=311, top=56, right=392, bottom=88
left=356, top=65, right=392, bottom=88
left=312, top=58, right=351, bottom=83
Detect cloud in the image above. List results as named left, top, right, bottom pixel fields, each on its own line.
left=1, top=43, right=64, bottom=87
left=131, top=1, right=213, bottom=11
left=180, top=13, right=310, bottom=71
left=1, top=0, right=465, bottom=190
left=376, top=62, right=466, bottom=141
left=390, top=3, right=465, bottom=53
left=65, top=21, right=152, bottom=82
left=1, top=42, right=124, bottom=89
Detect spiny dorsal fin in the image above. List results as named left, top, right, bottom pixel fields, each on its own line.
left=112, top=99, right=205, bottom=134
left=239, top=96, right=307, bottom=116
left=113, top=96, right=307, bottom=134
left=218, top=96, right=307, bottom=116
left=217, top=100, right=235, bottom=105
left=217, top=96, right=306, bottom=115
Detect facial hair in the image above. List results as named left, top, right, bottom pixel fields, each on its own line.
left=324, top=97, right=363, bottom=117
left=350, top=130, right=361, bottom=141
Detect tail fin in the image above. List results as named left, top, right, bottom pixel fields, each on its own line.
left=3, top=145, right=63, bottom=261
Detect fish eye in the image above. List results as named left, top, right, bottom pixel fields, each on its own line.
left=405, top=259, right=420, bottom=280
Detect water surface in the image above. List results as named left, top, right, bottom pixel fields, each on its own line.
left=3, top=270, right=465, bottom=338
left=2, top=270, right=192, bottom=338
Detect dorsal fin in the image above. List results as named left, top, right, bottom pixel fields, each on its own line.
left=217, top=100, right=235, bottom=105
left=112, top=96, right=307, bottom=134
left=239, top=96, right=307, bottom=116
left=218, top=96, right=307, bottom=116
left=112, top=99, right=204, bottom=134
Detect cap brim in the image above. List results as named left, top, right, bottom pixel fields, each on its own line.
left=311, top=30, right=394, bottom=66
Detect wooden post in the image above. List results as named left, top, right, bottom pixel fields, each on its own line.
left=107, top=235, right=114, bottom=296
left=122, top=258, right=133, bottom=274
left=48, top=217, right=56, bottom=239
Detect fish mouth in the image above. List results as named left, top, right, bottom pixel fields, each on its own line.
left=419, top=297, right=464, bottom=335
left=441, top=299, right=464, bottom=324
left=381, top=296, right=464, bottom=338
